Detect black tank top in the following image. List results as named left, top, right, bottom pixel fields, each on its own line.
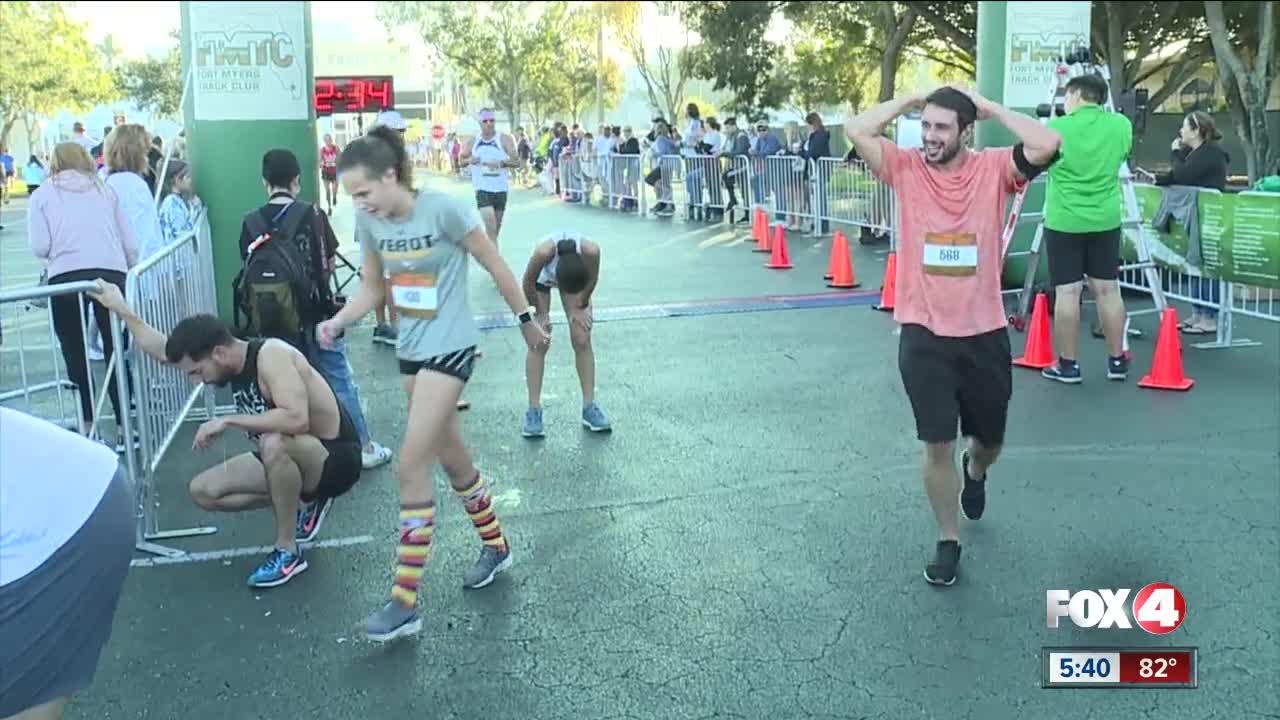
left=231, top=340, right=271, bottom=416
left=229, top=338, right=359, bottom=446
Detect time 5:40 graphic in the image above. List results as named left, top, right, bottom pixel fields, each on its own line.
left=1041, top=647, right=1198, bottom=688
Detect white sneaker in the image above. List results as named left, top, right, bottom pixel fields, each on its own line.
left=362, top=442, right=393, bottom=469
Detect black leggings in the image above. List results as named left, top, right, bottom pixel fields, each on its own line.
left=48, top=269, right=129, bottom=427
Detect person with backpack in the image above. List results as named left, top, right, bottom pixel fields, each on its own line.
left=236, top=149, right=392, bottom=486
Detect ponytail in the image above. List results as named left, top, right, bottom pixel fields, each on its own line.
left=337, top=125, right=414, bottom=190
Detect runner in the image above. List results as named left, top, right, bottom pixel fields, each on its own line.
left=320, top=122, right=549, bottom=642
left=88, top=282, right=364, bottom=589
left=0, top=408, right=133, bottom=720
left=520, top=230, right=612, bottom=437
left=320, top=134, right=339, bottom=214
left=845, top=86, right=1061, bottom=586
left=459, top=108, right=520, bottom=248
left=1039, top=73, right=1134, bottom=384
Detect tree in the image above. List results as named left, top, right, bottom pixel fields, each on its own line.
left=0, top=1, right=117, bottom=148
left=1090, top=2, right=1212, bottom=111
left=605, top=1, right=696, bottom=122
left=376, top=1, right=568, bottom=127
left=678, top=1, right=792, bottom=119
left=115, top=46, right=184, bottom=118
left=558, top=6, right=625, bottom=125
left=1205, top=0, right=1276, bottom=182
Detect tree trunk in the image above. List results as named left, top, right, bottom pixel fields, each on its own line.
left=1205, top=0, right=1275, bottom=182
left=0, top=115, right=17, bottom=150
left=877, top=4, right=917, bottom=102
left=1104, top=2, right=1128, bottom=92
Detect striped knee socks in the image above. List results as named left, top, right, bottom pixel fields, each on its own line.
left=456, top=473, right=507, bottom=552
left=390, top=501, right=435, bottom=608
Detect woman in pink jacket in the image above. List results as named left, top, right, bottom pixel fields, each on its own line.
left=28, top=142, right=138, bottom=441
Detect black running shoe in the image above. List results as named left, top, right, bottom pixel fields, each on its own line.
left=924, top=540, right=961, bottom=586
left=1107, top=355, right=1129, bottom=381
left=959, top=449, right=987, bottom=521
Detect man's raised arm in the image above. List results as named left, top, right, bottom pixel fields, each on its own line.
left=88, top=280, right=169, bottom=364
left=845, top=93, right=925, bottom=175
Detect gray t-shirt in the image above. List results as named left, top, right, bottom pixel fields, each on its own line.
left=355, top=189, right=483, bottom=361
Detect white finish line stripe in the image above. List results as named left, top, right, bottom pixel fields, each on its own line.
left=130, top=535, right=375, bottom=568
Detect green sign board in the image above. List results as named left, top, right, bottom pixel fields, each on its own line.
left=1219, top=192, right=1280, bottom=289
left=1121, top=185, right=1280, bottom=290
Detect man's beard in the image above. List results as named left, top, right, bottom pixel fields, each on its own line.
left=924, top=138, right=962, bottom=165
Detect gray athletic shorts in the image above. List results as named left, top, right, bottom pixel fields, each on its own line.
left=0, top=466, right=133, bottom=716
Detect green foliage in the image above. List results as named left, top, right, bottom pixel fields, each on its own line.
left=679, top=1, right=792, bottom=120
left=114, top=46, right=183, bottom=117
left=0, top=1, right=118, bottom=143
left=377, top=1, right=562, bottom=125
left=604, top=1, right=694, bottom=122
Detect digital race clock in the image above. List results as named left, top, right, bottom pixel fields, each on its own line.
left=314, top=76, right=395, bottom=115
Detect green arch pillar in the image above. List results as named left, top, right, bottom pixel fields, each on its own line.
left=180, top=1, right=317, bottom=321
left=975, top=1, right=1091, bottom=284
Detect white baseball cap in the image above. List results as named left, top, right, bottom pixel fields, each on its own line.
left=374, top=110, right=406, bottom=131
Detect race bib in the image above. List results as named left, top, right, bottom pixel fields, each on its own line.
left=923, top=232, right=978, bottom=277
left=390, top=273, right=438, bottom=318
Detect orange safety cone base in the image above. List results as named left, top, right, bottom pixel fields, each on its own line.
left=1138, top=307, right=1196, bottom=391
left=1012, top=293, right=1055, bottom=368
left=827, top=280, right=861, bottom=289
left=766, top=224, right=792, bottom=269
left=1138, top=374, right=1194, bottom=391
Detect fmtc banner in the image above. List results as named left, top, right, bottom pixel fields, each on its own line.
left=189, top=1, right=308, bottom=122
left=1002, top=1, right=1091, bottom=109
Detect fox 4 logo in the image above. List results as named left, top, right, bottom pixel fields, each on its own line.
left=1046, top=582, right=1187, bottom=635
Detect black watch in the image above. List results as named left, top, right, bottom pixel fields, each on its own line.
left=517, top=305, right=536, bottom=324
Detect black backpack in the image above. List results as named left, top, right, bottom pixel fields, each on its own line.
left=232, top=203, right=317, bottom=343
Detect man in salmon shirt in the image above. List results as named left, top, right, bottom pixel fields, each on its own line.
left=846, top=86, right=1062, bottom=586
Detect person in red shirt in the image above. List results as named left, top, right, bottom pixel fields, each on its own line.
left=846, top=86, right=1061, bottom=586
left=320, top=134, right=339, bottom=214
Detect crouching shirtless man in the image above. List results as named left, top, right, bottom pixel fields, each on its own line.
left=90, top=281, right=362, bottom=589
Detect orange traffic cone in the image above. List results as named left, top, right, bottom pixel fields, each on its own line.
left=1012, top=292, right=1056, bottom=368
left=765, top=224, right=792, bottom=269
left=753, top=209, right=771, bottom=253
left=825, top=231, right=844, bottom=280
left=1138, top=307, right=1195, bottom=391
left=826, top=233, right=860, bottom=289
left=873, top=252, right=897, bottom=312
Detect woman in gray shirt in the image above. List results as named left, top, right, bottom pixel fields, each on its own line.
left=318, top=125, right=549, bottom=643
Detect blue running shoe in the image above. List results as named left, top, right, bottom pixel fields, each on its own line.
left=247, top=547, right=308, bottom=588
left=295, top=497, right=333, bottom=544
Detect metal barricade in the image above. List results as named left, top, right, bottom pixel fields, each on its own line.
left=681, top=153, right=729, bottom=219
left=558, top=154, right=586, bottom=202
left=752, top=155, right=819, bottom=233
left=126, top=219, right=220, bottom=557
left=810, top=157, right=896, bottom=238
left=650, top=154, right=681, bottom=216
left=0, top=280, right=139, bottom=529
left=606, top=153, right=644, bottom=213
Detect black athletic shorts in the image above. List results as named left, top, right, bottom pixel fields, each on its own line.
left=252, top=402, right=361, bottom=501
left=1044, top=227, right=1122, bottom=287
left=476, top=190, right=508, bottom=212
left=898, top=323, right=1012, bottom=447
left=399, top=345, right=478, bottom=383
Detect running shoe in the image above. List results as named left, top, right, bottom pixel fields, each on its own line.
left=463, top=545, right=513, bottom=589
left=581, top=402, right=611, bottom=433
left=247, top=547, right=308, bottom=588
left=1042, top=358, right=1082, bottom=384
left=364, top=601, right=423, bottom=642
left=959, top=449, right=986, bottom=521
left=522, top=407, right=545, bottom=438
left=296, top=497, right=333, bottom=543
left=924, top=540, right=961, bottom=586
left=362, top=441, right=393, bottom=469
left=1107, top=355, right=1129, bottom=381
